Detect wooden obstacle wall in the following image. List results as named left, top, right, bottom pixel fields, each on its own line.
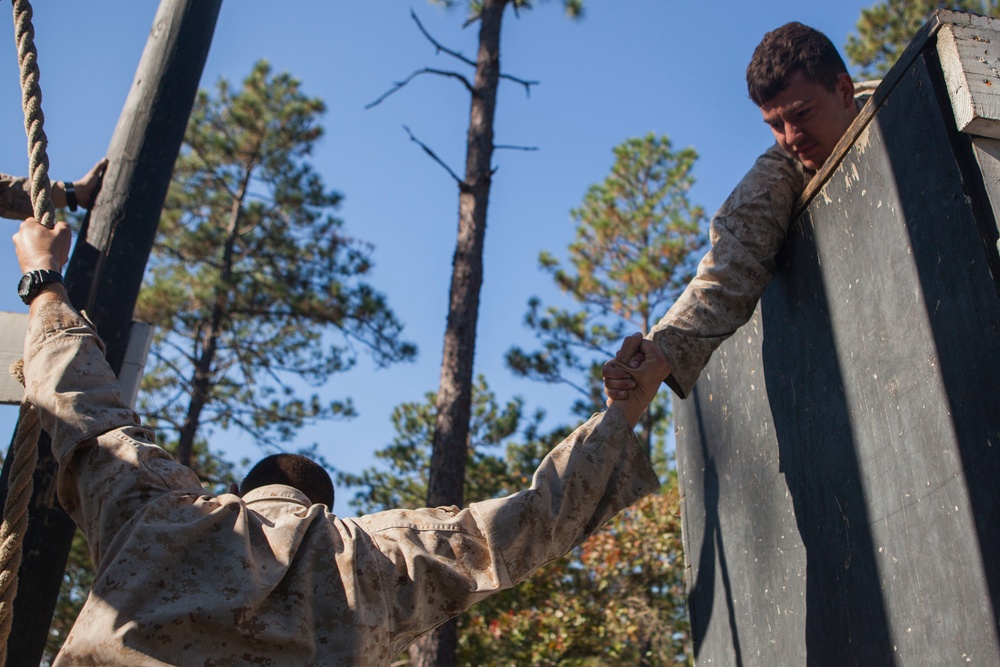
left=675, top=11, right=1000, bottom=666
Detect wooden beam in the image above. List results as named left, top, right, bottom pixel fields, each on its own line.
left=0, top=1, right=222, bottom=664
left=937, top=18, right=1000, bottom=139
left=0, top=313, right=152, bottom=406
left=0, top=313, right=27, bottom=405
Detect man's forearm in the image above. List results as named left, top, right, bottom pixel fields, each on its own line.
left=23, top=297, right=138, bottom=464
left=473, top=407, right=659, bottom=584
left=650, top=143, right=805, bottom=399
left=0, top=174, right=34, bottom=220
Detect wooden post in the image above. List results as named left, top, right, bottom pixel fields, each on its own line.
left=0, top=1, right=221, bottom=664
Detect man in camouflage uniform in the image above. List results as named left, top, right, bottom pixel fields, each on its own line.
left=0, top=158, right=107, bottom=220
left=605, top=23, right=866, bottom=399
left=13, top=216, right=667, bottom=665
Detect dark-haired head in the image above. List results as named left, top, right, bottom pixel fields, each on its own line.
left=746, top=22, right=849, bottom=106
left=240, top=454, right=335, bottom=507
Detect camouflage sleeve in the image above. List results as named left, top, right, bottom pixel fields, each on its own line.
left=22, top=300, right=202, bottom=563
left=0, top=172, right=34, bottom=220
left=650, top=144, right=807, bottom=399
left=356, top=406, right=659, bottom=653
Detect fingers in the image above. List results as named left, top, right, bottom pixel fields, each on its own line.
left=75, top=158, right=109, bottom=209
left=13, top=217, right=72, bottom=272
left=632, top=339, right=671, bottom=384
left=604, top=333, right=650, bottom=401
left=602, top=356, right=635, bottom=401
left=615, top=332, right=644, bottom=366
left=84, top=158, right=108, bottom=180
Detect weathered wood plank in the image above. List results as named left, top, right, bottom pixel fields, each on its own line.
left=0, top=313, right=28, bottom=404
left=937, top=19, right=1000, bottom=139
left=0, top=313, right=152, bottom=406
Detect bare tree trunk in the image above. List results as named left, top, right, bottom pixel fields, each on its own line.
left=414, top=2, right=507, bottom=665
left=176, top=175, right=247, bottom=467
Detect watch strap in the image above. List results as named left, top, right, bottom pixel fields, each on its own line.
left=18, top=269, right=64, bottom=305
left=64, top=181, right=78, bottom=212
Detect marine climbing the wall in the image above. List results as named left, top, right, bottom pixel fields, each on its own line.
left=603, top=22, right=867, bottom=398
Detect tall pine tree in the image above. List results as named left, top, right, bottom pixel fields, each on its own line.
left=136, top=60, right=415, bottom=469
left=507, top=133, right=706, bottom=454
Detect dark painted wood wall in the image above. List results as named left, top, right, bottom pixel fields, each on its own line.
left=675, top=12, right=1000, bottom=666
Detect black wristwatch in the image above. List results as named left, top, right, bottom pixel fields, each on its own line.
left=63, top=181, right=78, bottom=212
left=18, top=269, right=64, bottom=305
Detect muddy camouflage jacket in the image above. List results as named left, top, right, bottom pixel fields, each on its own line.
left=24, top=300, right=660, bottom=666
left=0, top=172, right=32, bottom=220
left=652, top=143, right=811, bottom=398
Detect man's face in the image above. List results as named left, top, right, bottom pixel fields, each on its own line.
left=760, top=70, right=858, bottom=171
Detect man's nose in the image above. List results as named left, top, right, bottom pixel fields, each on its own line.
left=784, top=122, right=804, bottom=145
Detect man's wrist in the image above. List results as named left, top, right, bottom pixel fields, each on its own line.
left=64, top=181, right=79, bottom=211
left=18, top=269, right=65, bottom=306
left=28, top=283, right=68, bottom=311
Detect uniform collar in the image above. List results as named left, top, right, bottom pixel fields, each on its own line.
left=242, top=483, right=312, bottom=508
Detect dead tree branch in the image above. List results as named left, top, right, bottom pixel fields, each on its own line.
left=411, top=8, right=539, bottom=97
left=402, top=125, right=465, bottom=188
left=494, top=144, right=539, bottom=152
left=365, top=68, right=473, bottom=110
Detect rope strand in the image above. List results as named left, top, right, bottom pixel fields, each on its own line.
left=12, top=0, right=55, bottom=229
left=1, top=0, right=56, bottom=660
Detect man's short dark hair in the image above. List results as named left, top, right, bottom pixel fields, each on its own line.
left=240, top=454, right=335, bottom=507
left=746, top=22, right=849, bottom=106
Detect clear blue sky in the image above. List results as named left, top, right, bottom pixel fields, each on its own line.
left=1, top=0, right=876, bottom=515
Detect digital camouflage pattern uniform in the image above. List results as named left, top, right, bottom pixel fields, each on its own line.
left=23, top=300, right=660, bottom=666
left=653, top=92, right=873, bottom=398
left=0, top=172, right=33, bottom=220
left=651, top=143, right=809, bottom=398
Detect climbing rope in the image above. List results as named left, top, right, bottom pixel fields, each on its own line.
left=0, top=367, right=39, bottom=664
left=0, top=0, right=57, bottom=660
left=12, top=0, right=55, bottom=229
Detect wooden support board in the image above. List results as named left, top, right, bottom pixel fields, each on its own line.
left=937, top=18, right=1000, bottom=139
left=0, top=312, right=152, bottom=407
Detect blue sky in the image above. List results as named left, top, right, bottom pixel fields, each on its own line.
left=1, top=0, right=876, bottom=515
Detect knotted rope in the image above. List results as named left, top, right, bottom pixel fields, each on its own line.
left=1, top=0, right=57, bottom=660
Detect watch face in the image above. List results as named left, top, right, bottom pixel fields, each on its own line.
left=17, top=273, right=33, bottom=300
left=17, top=270, right=63, bottom=304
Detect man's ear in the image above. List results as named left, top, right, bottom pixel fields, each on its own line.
left=837, top=72, right=855, bottom=108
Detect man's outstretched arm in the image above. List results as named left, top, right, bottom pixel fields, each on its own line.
left=604, top=143, right=806, bottom=402
left=359, top=334, right=668, bottom=652
left=2, top=158, right=108, bottom=220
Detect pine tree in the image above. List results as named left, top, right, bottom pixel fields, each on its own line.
left=374, top=2, right=583, bottom=663
left=135, top=60, right=415, bottom=470
left=507, top=133, right=706, bottom=454
left=845, top=0, right=1000, bottom=77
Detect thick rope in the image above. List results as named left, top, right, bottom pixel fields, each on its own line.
left=12, top=0, right=55, bottom=229
left=1, top=0, right=55, bottom=660
left=0, top=376, right=39, bottom=664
